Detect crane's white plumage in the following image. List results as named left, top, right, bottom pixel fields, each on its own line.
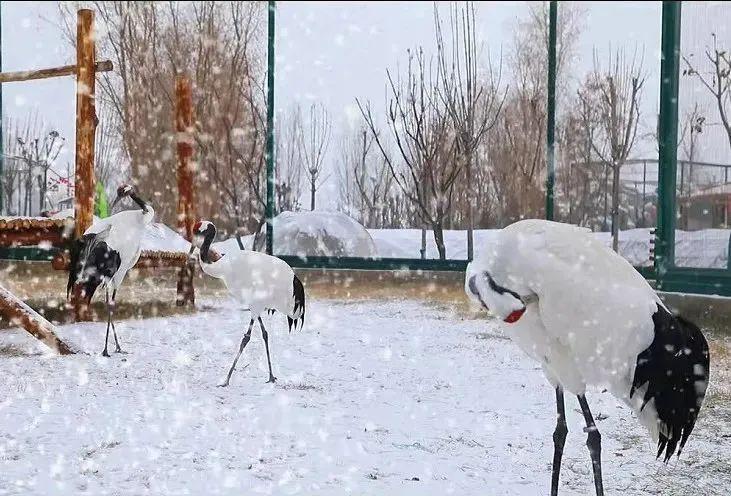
left=466, top=219, right=710, bottom=495
left=68, top=184, right=154, bottom=356
left=467, top=220, right=660, bottom=426
left=191, top=220, right=305, bottom=386
left=83, top=209, right=153, bottom=289
left=198, top=246, right=300, bottom=319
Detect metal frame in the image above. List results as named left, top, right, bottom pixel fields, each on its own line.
left=545, top=0, right=557, bottom=221
left=6, top=2, right=729, bottom=298
left=654, top=1, right=731, bottom=297
left=262, top=1, right=473, bottom=270
left=265, top=0, right=275, bottom=256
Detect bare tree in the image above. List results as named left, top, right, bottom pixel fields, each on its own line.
left=60, top=2, right=265, bottom=234
left=338, top=124, right=399, bottom=228
left=275, top=106, right=304, bottom=212
left=298, top=103, right=331, bottom=211
left=678, top=102, right=706, bottom=199
left=435, top=2, right=506, bottom=258
left=557, top=83, right=598, bottom=226
left=484, top=1, right=585, bottom=226
left=95, top=103, right=127, bottom=199
left=585, top=48, right=646, bottom=252
left=13, top=113, right=65, bottom=216
left=683, top=33, right=731, bottom=153
left=358, top=48, right=460, bottom=259
left=1, top=115, right=44, bottom=215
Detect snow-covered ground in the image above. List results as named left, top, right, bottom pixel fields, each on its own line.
left=1, top=299, right=728, bottom=495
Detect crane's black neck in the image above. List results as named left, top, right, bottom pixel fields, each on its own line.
left=129, top=192, right=149, bottom=213
left=199, top=230, right=216, bottom=264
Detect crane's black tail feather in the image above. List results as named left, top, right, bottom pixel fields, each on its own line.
left=288, top=275, right=306, bottom=333
left=630, top=305, right=710, bottom=462
left=67, top=236, right=87, bottom=299
left=66, top=233, right=121, bottom=304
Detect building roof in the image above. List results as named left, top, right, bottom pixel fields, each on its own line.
left=680, top=183, right=731, bottom=201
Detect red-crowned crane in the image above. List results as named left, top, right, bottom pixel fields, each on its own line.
left=189, top=220, right=305, bottom=386
left=67, top=184, right=155, bottom=357
left=465, top=219, right=710, bottom=496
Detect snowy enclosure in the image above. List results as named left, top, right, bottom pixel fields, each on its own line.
left=1, top=298, right=728, bottom=495
left=198, top=212, right=729, bottom=269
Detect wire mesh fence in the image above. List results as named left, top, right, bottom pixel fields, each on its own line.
left=672, top=2, right=731, bottom=270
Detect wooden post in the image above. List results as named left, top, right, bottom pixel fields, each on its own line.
left=0, top=285, right=75, bottom=355
left=175, top=75, right=196, bottom=306
left=73, top=9, right=98, bottom=321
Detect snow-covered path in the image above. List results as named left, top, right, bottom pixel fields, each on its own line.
left=1, top=299, right=728, bottom=495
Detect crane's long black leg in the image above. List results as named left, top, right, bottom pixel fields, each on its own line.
left=258, top=317, right=277, bottom=383
left=218, top=319, right=254, bottom=387
left=551, top=386, right=568, bottom=496
left=102, top=289, right=111, bottom=357
left=578, top=394, right=604, bottom=496
left=110, top=290, right=124, bottom=353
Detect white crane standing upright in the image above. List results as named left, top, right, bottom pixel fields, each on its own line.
left=465, top=219, right=710, bottom=496
left=68, top=184, right=155, bottom=356
left=189, top=220, right=305, bottom=386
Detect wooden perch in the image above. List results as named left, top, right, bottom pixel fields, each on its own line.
left=52, top=248, right=222, bottom=271
left=0, top=60, right=113, bottom=84
left=0, top=218, right=74, bottom=248
left=0, top=285, right=75, bottom=355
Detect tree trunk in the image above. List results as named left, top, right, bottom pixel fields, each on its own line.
left=603, top=165, right=609, bottom=231
left=611, top=163, right=621, bottom=253
left=310, top=178, right=316, bottom=211
left=433, top=223, right=446, bottom=260
left=466, top=153, right=474, bottom=260
left=420, top=227, right=427, bottom=260
left=467, top=203, right=474, bottom=259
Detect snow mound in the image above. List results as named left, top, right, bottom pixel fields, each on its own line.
left=214, top=211, right=378, bottom=258
left=141, top=223, right=191, bottom=252
left=213, top=234, right=254, bottom=255
left=268, top=211, right=377, bottom=257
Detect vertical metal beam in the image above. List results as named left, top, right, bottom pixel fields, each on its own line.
left=545, top=0, right=557, bottom=221
left=655, top=1, right=681, bottom=284
left=265, top=0, right=276, bottom=255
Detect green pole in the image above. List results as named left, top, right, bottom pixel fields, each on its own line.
left=655, top=1, right=681, bottom=285
left=265, top=0, right=276, bottom=255
left=545, top=0, right=557, bottom=221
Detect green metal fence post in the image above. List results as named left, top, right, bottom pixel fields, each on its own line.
left=545, top=0, right=557, bottom=221
left=265, top=0, right=276, bottom=255
left=655, top=1, right=681, bottom=287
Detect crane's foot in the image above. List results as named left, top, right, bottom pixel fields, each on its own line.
left=101, top=350, right=111, bottom=358
left=217, top=381, right=231, bottom=388
left=115, top=348, right=129, bottom=354
left=267, top=375, right=277, bottom=384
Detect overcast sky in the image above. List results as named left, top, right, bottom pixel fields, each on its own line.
left=1, top=1, right=727, bottom=209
